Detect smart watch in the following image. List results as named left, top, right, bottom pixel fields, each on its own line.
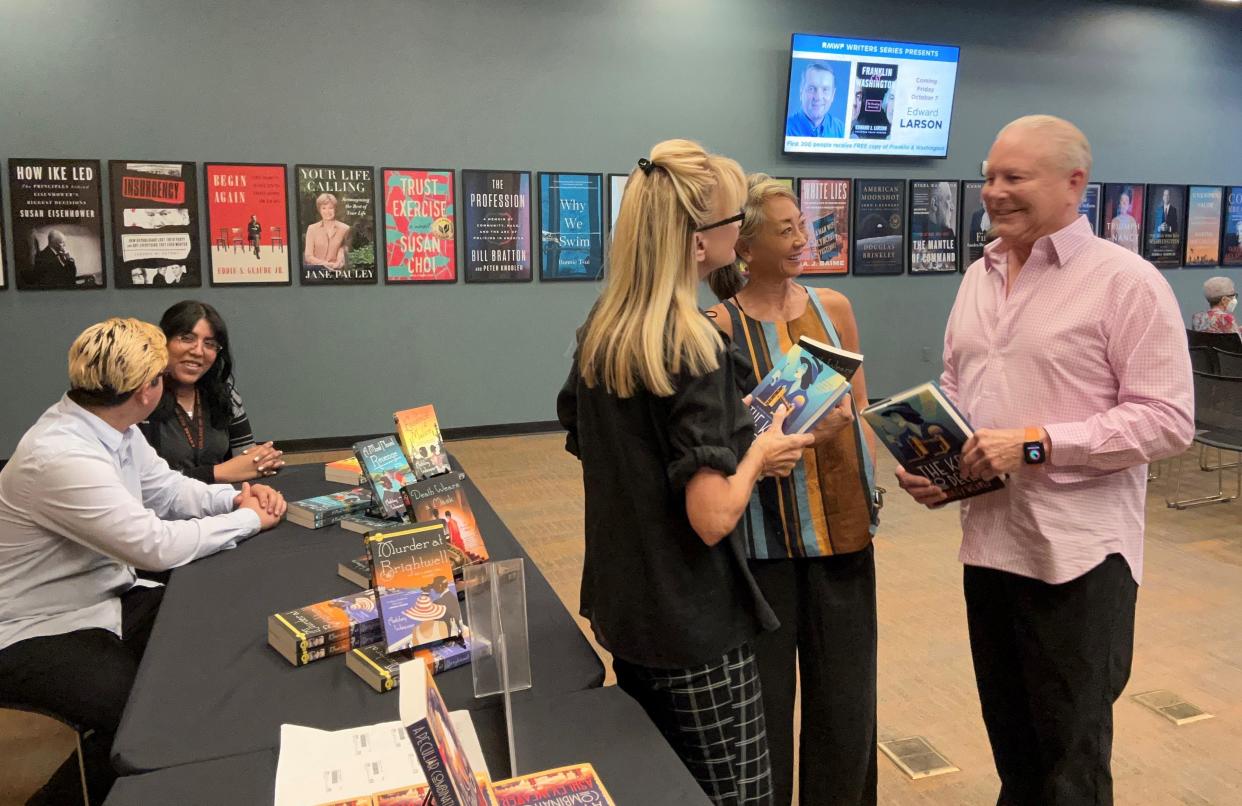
left=1023, top=427, right=1046, bottom=465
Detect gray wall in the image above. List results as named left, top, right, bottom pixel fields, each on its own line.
left=1, top=0, right=1239, bottom=456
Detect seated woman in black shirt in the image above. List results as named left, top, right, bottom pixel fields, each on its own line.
left=556, top=140, right=814, bottom=806
left=140, top=301, right=283, bottom=483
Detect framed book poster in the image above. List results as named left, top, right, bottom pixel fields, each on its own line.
left=960, top=180, right=986, bottom=269
left=1101, top=182, right=1144, bottom=255
left=9, top=158, right=106, bottom=289
left=204, top=163, right=291, bottom=285
left=852, top=178, right=906, bottom=276
left=0, top=182, right=6, bottom=290
left=383, top=168, right=456, bottom=283
left=909, top=180, right=959, bottom=274
left=1143, top=184, right=1186, bottom=269
left=608, top=173, right=629, bottom=234
left=797, top=178, right=850, bottom=275
left=109, top=160, right=201, bottom=288
left=462, top=169, right=532, bottom=283
left=1183, top=186, right=1223, bottom=268
left=1223, top=187, right=1242, bottom=267
left=295, top=164, right=377, bottom=285
left=538, top=171, right=604, bottom=281
left=1078, top=182, right=1102, bottom=235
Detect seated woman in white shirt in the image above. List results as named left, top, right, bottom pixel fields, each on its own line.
left=0, top=317, right=286, bottom=803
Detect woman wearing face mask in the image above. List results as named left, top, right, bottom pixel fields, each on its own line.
left=557, top=141, right=814, bottom=806
left=139, top=301, right=283, bottom=483
left=707, top=174, right=880, bottom=806
left=1192, top=276, right=1241, bottom=338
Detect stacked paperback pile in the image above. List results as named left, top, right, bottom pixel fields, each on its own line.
left=268, top=405, right=491, bottom=690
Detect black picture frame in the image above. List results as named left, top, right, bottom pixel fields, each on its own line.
left=1182, top=185, right=1224, bottom=268
left=294, top=163, right=379, bottom=286
left=795, top=177, right=851, bottom=275
left=461, top=169, right=533, bottom=284
left=381, top=167, right=459, bottom=285
left=8, top=158, right=108, bottom=291
left=959, top=179, right=986, bottom=271
left=1221, top=186, right=1242, bottom=268
left=203, top=162, right=292, bottom=287
left=0, top=179, right=7, bottom=291
left=908, top=179, right=960, bottom=274
left=108, top=160, right=202, bottom=289
left=537, top=171, right=605, bottom=282
left=851, top=178, right=906, bottom=275
left=1079, top=182, right=1103, bottom=236
left=607, top=172, right=630, bottom=237
left=1142, top=184, right=1187, bottom=269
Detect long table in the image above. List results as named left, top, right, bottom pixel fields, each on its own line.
left=111, top=462, right=605, bottom=774
left=105, top=687, right=710, bottom=805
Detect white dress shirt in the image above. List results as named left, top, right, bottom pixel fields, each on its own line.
left=0, top=395, right=261, bottom=651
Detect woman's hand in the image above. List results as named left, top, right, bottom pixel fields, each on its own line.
left=752, top=406, right=815, bottom=478
left=809, top=399, right=854, bottom=446
left=214, top=442, right=285, bottom=483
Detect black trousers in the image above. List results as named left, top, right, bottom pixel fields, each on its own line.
left=964, top=555, right=1137, bottom=806
left=750, top=546, right=878, bottom=806
left=0, top=585, right=164, bottom=803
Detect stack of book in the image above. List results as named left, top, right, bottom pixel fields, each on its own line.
left=286, top=487, right=373, bottom=529
left=324, top=456, right=363, bottom=485
left=267, top=590, right=383, bottom=667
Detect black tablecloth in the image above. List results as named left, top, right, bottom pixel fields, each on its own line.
left=111, top=462, right=604, bottom=774
left=105, top=688, right=708, bottom=806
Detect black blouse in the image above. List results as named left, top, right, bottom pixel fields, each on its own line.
left=139, top=387, right=255, bottom=483
left=556, top=334, right=778, bottom=669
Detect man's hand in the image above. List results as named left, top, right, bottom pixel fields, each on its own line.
left=895, top=465, right=948, bottom=508
left=234, top=481, right=286, bottom=530
left=959, top=428, right=1036, bottom=481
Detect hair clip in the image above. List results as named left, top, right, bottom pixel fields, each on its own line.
left=637, top=158, right=657, bottom=176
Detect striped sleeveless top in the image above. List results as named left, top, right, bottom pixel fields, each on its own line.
left=724, top=289, right=878, bottom=559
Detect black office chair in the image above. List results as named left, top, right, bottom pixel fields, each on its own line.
left=1187, top=328, right=1242, bottom=356
left=1216, top=347, right=1242, bottom=378
left=1189, top=346, right=1216, bottom=374
left=1166, top=371, right=1242, bottom=509
left=0, top=702, right=91, bottom=805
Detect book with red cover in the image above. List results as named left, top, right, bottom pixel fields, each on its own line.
left=492, top=763, right=617, bottom=806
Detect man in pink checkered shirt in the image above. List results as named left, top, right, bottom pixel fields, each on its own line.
left=898, top=115, right=1194, bottom=805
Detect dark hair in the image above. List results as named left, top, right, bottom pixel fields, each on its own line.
left=152, top=300, right=236, bottom=428
left=67, top=382, right=144, bottom=409
left=707, top=261, right=747, bottom=301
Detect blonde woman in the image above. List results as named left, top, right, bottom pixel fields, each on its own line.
left=708, top=174, right=879, bottom=806
left=557, top=141, right=813, bottom=806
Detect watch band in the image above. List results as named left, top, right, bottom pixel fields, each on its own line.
left=1024, top=427, right=1041, bottom=444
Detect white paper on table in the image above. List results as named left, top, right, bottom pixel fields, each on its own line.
left=273, top=712, right=487, bottom=806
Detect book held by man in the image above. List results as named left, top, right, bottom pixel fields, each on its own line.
left=354, top=435, right=419, bottom=519
left=267, top=590, right=383, bottom=666
left=394, top=404, right=453, bottom=480
left=861, top=382, right=1005, bottom=503
left=286, top=487, right=374, bottom=529
left=365, top=521, right=463, bottom=653
left=748, top=336, right=854, bottom=435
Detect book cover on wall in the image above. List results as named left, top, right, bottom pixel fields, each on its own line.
left=1102, top=182, right=1144, bottom=255
left=400, top=660, right=487, bottom=806
left=772, top=177, right=795, bottom=190
left=607, top=173, right=629, bottom=234
left=462, top=169, right=532, bottom=283
left=1143, top=184, right=1186, bottom=269
left=401, top=471, right=490, bottom=566
left=959, top=180, right=987, bottom=268
left=1078, top=182, right=1102, bottom=235
left=365, top=521, right=462, bottom=652
left=383, top=168, right=457, bottom=283
left=204, top=163, right=290, bottom=285
left=1225, top=187, right=1242, bottom=267
left=353, top=435, right=418, bottom=519
left=108, top=161, right=201, bottom=288
left=852, top=179, right=906, bottom=275
left=267, top=589, right=381, bottom=666
left=1184, top=186, right=1223, bottom=267
left=848, top=62, right=897, bottom=140
left=862, top=382, right=1004, bottom=503
left=797, top=178, right=850, bottom=275
left=295, top=164, right=377, bottom=285
left=394, top=405, right=452, bottom=479
left=8, top=158, right=106, bottom=289
left=492, top=763, right=617, bottom=806
left=909, top=180, right=959, bottom=274
left=539, top=172, right=604, bottom=281
left=748, top=338, right=852, bottom=435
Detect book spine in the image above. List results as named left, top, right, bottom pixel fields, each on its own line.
left=407, top=718, right=465, bottom=806
left=272, top=614, right=382, bottom=652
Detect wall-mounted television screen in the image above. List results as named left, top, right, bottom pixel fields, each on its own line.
left=783, top=33, right=960, bottom=158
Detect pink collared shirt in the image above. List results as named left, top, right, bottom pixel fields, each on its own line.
left=941, top=215, right=1194, bottom=585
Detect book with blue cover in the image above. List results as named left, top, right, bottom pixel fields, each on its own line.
left=286, top=487, right=374, bottom=529
left=748, top=336, right=854, bottom=435
left=353, top=435, right=418, bottom=519
left=862, top=381, right=1004, bottom=503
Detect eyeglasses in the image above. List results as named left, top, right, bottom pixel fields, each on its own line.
left=175, top=332, right=221, bottom=353
left=696, top=211, right=745, bottom=232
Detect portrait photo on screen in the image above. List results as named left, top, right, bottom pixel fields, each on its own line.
left=785, top=59, right=851, bottom=140
left=1223, top=186, right=1242, bottom=267
left=295, top=165, right=377, bottom=286
left=1183, top=186, right=1223, bottom=268
left=1102, top=182, right=1144, bottom=255
left=9, top=158, right=106, bottom=290
left=1143, top=184, right=1185, bottom=269
left=109, top=160, right=201, bottom=289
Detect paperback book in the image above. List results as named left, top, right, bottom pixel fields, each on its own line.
left=400, top=660, right=490, bottom=806
left=346, top=637, right=474, bottom=693
left=325, top=456, right=363, bottom=485
left=365, top=521, right=463, bottom=652
left=267, top=590, right=382, bottom=666
left=354, top=435, right=418, bottom=518
left=394, top=404, right=453, bottom=480
left=748, top=336, right=853, bottom=435
left=287, top=487, right=374, bottom=529
left=492, top=763, right=617, bottom=806
left=400, top=472, right=490, bottom=568
left=338, top=555, right=372, bottom=589
left=861, top=382, right=1005, bottom=503
left=341, top=513, right=404, bottom=535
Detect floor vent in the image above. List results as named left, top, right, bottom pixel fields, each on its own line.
left=878, top=736, right=960, bottom=779
left=1132, top=690, right=1214, bottom=726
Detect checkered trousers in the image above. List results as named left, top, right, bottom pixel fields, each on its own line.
left=614, top=642, right=773, bottom=806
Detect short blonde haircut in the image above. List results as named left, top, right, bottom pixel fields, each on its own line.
left=68, top=318, right=168, bottom=401
left=578, top=139, right=745, bottom=397
left=315, top=192, right=339, bottom=208
left=996, top=114, right=1092, bottom=178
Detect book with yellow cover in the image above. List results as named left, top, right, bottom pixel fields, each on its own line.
left=394, top=404, right=452, bottom=480
left=325, top=456, right=363, bottom=485
left=365, top=521, right=462, bottom=652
